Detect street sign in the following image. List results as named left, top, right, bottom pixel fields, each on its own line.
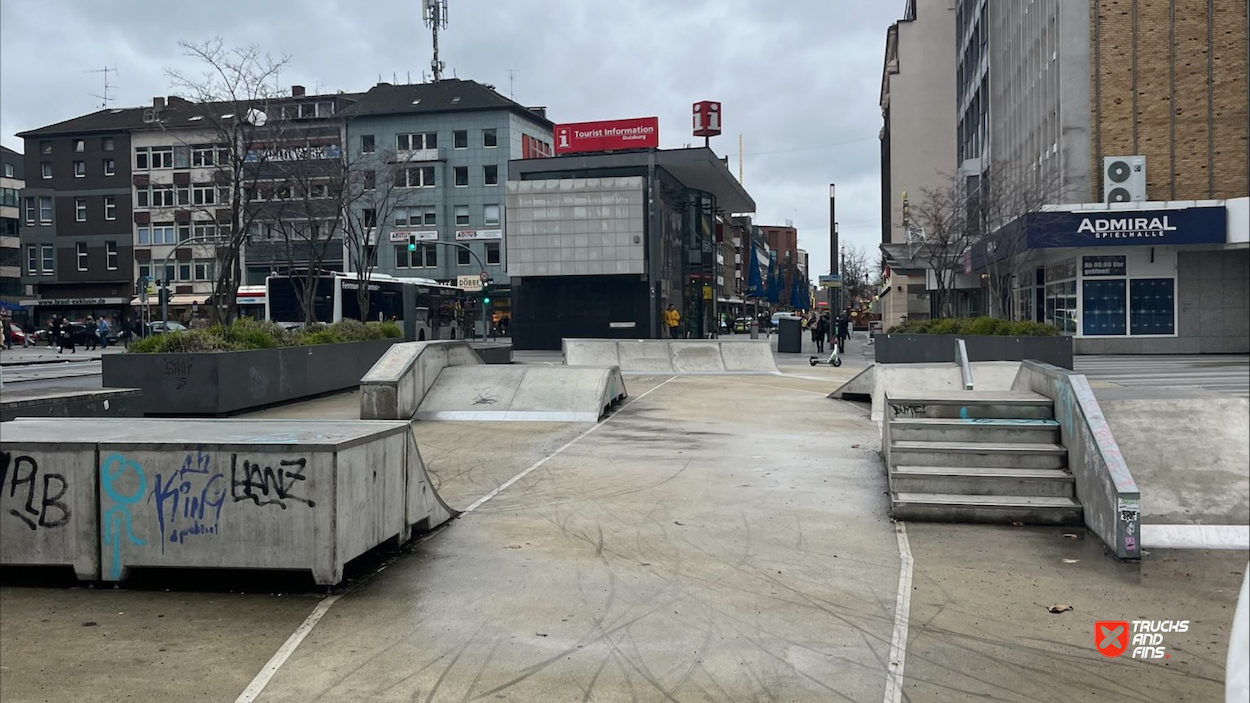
left=818, top=274, right=842, bottom=289
left=479, top=270, right=491, bottom=282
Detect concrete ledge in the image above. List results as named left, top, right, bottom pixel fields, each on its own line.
left=414, top=365, right=628, bottom=423
left=562, top=338, right=778, bottom=375
left=1, top=388, right=143, bottom=421
left=469, top=342, right=513, bottom=364
left=0, top=418, right=457, bottom=584
left=359, top=341, right=484, bottom=420
left=1011, top=361, right=1141, bottom=559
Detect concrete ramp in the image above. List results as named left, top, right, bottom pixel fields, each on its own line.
left=361, top=340, right=483, bottom=420
left=415, top=365, right=627, bottom=422
left=562, top=339, right=778, bottom=375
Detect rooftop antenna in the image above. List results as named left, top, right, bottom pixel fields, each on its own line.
left=423, top=0, right=448, bottom=82
left=508, top=69, right=516, bottom=100
left=85, top=66, right=119, bottom=109
left=738, top=134, right=743, bottom=183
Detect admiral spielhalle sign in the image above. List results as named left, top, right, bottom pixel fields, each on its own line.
left=1027, top=206, right=1226, bottom=248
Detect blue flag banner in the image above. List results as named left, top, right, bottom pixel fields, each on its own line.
left=790, top=272, right=807, bottom=310
left=747, top=247, right=765, bottom=298
left=766, top=254, right=780, bottom=303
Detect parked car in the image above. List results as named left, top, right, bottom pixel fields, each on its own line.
left=146, top=320, right=188, bottom=335
left=733, top=317, right=752, bottom=333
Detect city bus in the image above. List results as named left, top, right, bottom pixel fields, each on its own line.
left=236, top=285, right=267, bottom=320
left=265, top=271, right=467, bottom=340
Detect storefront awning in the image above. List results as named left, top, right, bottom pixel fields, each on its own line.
left=717, top=297, right=746, bottom=305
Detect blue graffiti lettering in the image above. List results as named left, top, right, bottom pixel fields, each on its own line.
left=149, top=448, right=225, bottom=553
left=101, top=454, right=147, bottom=581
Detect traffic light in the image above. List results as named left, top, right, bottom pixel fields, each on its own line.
left=407, top=234, right=417, bottom=252
left=158, top=288, right=170, bottom=307
left=481, top=280, right=491, bottom=306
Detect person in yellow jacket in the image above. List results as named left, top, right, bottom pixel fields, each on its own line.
left=663, top=304, right=682, bottom=339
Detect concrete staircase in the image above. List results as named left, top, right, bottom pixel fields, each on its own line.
left=884, top=391, right=1083, bottom=525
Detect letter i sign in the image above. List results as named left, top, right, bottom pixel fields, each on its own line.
left=1096, top=621, right=1129, bottom=657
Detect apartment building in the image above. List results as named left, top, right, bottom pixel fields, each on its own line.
left=345, top=79, right=554, bottom=320
left=17, top=117, right=134, bottom=326
left=1, top=146, right=23, bottom=316
left=878, top=0, right=958, bottom=328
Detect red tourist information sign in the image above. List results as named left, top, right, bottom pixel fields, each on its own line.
left=553, top=117, right=659, bottom=155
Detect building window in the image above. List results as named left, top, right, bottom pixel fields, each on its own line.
left=194, top=223, right=218, bottom=239
left=135, top=147, right=148, bottom=170
left=403, top=166, right=436, bottom=188
left=27, top=245, right=37, bottom=275
left=174, top=146, right=190, bottom=169
left=194, top=259, right=215, bottom=280
left=73, top=139, right=85, bottom=153
left=362, top=209, right=376, bottom=229
left=483, top=129, right=497, bottom=148
left=396, top=132, right=437, bottom=151
left=457, top=247, right=471, bottom=266
left=23, top=197, right=34, bottom=225
left=453, top=130, right=467, bottom=149
left=485, top=242, right=501, bottom=265
left=193, top=185, right=216, bottom=205
left=1129, top=279, right=1175, bottom=335
left=73, top=161, right=85, bottom=178
left=177, top=186, right=191, bottom=206
left=103, top=137, right=114, bottom=151
left=39, top=141, right=51, bottom=155
left=178, top=223, right=192, bottom=242
left=104, top=195, right=116, bottom=220
left=455, top=205, right=469, bottom=225
left=179, top=263, right=193, bottom=281
left=135, top=146, right=173, bottom=170
left=394, top=206, right=437, bottom=227
left=38, top=196, right=52, bottom=223
left=41, top=162, right=51, bottom=179
left=360, top=134, right=375, bottom=154
left=138, top=264, right=152, bottom=281
left=4, top=163, right=12, bottom=177
left=106, top=241, right=118, bottom=270
left=484, top=204, right=500, bottom=226
left=75, top=198, right=87, bottom=222
left=1081, top=280, right=1126, bottom=336
left=0, top=187, right=15, bottom=207
left=454, top=166, right=468, bottom=187
left=104, top=158, right=115, bottom=176
left=191, top=145, right=215, bottom=167
left=394, top=243, right=437, bottom=268
left=41, top=244, right=54, bottom=274
left=363, top=170, right=376, bottom=190
left=140, top=223, right=177, bottom=245
left=1043, top=258, right=1077, bottom=335
left=77, top=242, right=88, bottom=271
left=483, top=165, right=498, bottom=186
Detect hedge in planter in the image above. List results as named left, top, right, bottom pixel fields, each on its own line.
left=127, top=318, right=402, bottom=353
left=888, top=316, right=1060, bottom=336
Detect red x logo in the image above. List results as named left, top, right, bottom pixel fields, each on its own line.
left=1096, top=621, right=1129, bottom=657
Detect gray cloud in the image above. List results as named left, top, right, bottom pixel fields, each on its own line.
left=0, top=0, right=904, bottom=280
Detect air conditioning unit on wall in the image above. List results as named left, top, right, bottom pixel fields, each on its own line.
left=1103, top=156, right=1147, bottom=204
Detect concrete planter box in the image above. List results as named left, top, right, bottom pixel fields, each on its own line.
left=875, top=334, right=1073, bottom=369
left=102, top=339, right=398, bottom=416
left=1, top=388, right=143, bottom=422
left=0, top=418, right=457, bottom=584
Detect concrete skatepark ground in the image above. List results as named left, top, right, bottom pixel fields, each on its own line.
left=1, top=345, right=1247, bottom=702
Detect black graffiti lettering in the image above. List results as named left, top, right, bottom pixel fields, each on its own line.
left=0, top=451, right=71, bottom=530
left=230, top=455, right=315, bottom=509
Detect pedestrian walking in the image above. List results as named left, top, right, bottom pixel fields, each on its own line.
left=813, top=313, right=829, bottom=354
left=836, top=308, right=851, bottom=354
left=1, top=318, right=12, bottom=350
left=49, top=316, right=62, bottom=353
left=61, top=318, right=77, bottom=354
left=22, top=320, right=35, bottom=348
left=84, top=316, right=98, bottom=350
left=663, top=303, right=682, bottom=339
left=120, top=316, right=134, bottom=349
left=97, top=316, right=111, bottom=348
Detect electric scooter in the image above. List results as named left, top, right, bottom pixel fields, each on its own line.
left=809, top=344, right=842, bottom=367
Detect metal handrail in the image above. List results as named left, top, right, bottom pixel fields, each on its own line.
left=956, top=337, right=974, bottom=390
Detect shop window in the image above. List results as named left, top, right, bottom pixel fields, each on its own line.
left=1081, top=280, right=1126, bottom=336
left=1129, top=279, right=1175, bottom=335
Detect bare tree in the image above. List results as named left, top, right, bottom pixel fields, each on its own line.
left=340, top=149, right=420, bottom=318
left=839, top=245, right=874, bottom=309
left=165, top=38, right=291, bottom=325
left=908, top=176, right=976, bottom=318
left=966, top=160, right=1070, bottom=319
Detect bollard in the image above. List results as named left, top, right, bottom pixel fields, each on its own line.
left=749, top=321, right=759, bottom=340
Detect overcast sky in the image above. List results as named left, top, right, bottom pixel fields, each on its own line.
left=0, top=0, right=904, bottom=280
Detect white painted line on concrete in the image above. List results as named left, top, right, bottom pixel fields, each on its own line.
left=462, top=375, right=677, bottom=514
left=234, top=594, right=342, bottom=703
left=884, top=521, right=914, bottom=703
left=1141, top=524, right=1250, bottom=550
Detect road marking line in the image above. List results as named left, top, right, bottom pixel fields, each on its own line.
left=463, top=375, right=677, bottom=513
left=883, top=521, right=914, bottom=703
left=234, top=594, right=341, bottom=703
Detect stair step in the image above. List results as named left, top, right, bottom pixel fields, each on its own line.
left=890, top=417, right=1060, bottom=443
left=886, top=392, right=1054, bottom=420
left=891, top=492, right=1083, bottom=525
left=891, top=466, right=1074, bottom=497
left=890, top=440, right=1067, bottom=469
